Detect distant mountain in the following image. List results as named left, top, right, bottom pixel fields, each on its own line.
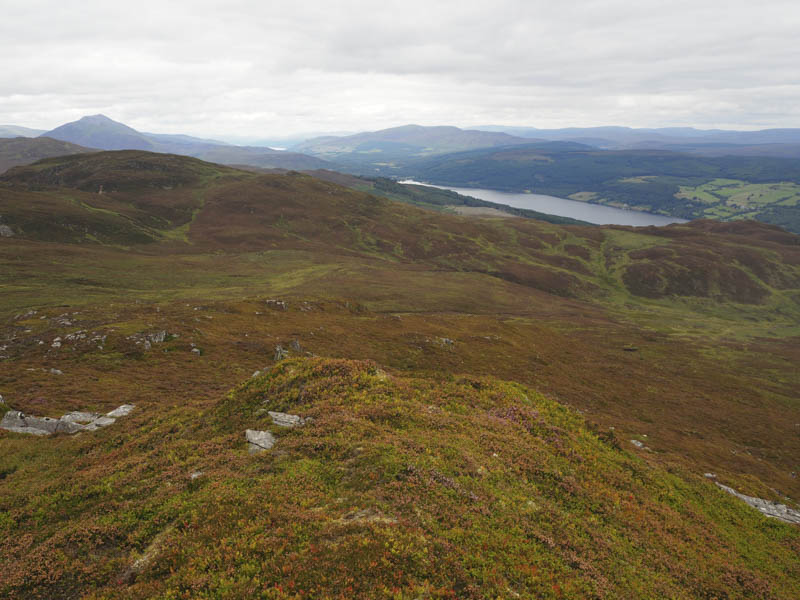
left=43, top=114, right=156, bottom=151
left=40, top=114, right=331, bottom=170
left=292, top=124, right=538, bottom=171
left=476, top=125, right=800, bottom=157
left=0, top=136, right=95, bottom=174
left=0, top=125, right=46, bottom=138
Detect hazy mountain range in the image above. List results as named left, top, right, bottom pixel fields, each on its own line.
left=474, top=125, right=800, bottom=157
left=4, top=115, right=800, bottom=233
left=0, top=115, right=332, bottom=172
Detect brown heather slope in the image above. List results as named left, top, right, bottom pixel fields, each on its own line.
left=0, top=150, right=799, bottom=597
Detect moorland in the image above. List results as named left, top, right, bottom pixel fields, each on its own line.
left=1, top=150, right=799, bottom=598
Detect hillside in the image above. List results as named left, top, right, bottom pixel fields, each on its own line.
left=253, top=169, right=590, bottom=225
left=0, top=137, right=95, bottom=174
left=41, top=115, right=331, bottom=170
left=292, top=124, right=536, bottom=168
left=404, top=145, right=800, bottom=233
left=2, top=357, right=799, bottom=598
left=1, top=150, right=800, bottom=598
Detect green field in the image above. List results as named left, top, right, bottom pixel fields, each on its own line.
left=675, top=179, right=800, bottom=216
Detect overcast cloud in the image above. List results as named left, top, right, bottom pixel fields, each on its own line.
left=2, top=0, right=799, bottom=138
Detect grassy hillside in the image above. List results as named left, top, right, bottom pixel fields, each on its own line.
left=1, top=150, right=800, bottom=598
left=404, top=145, right=800, bottom=233
left=2, top=357, right=798, bottom=598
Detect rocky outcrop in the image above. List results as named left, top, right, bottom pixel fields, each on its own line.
left=107, top=404, right=135, bottom=418
left=245, top=429, right=275, bottom=453
left=1, top=404, right=135, bottom=436
left=705, top=474, right=800, bottom=525
left=268, top=411, right=307, bottom=428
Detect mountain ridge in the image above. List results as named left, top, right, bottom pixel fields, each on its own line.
left=39, top=114, right=332, bottom=171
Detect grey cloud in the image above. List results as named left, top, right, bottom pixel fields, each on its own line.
left=1, top=0, right=799, bottom=137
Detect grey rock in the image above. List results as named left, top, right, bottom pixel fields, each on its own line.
left=0, top=224, right=14, bottom=237
left=107, top=404, right=135, bottom=418
left=1, top=410, right=28, bottom=430
left=290, top=339, right=302, bottom=352
left=54, top=420, right=86, bottom=434
left=274, top=345, right=289, bottom=361
left=268, top=411, right=306, bottom=428
left=23, top=415, right=63, bottom=433
left=246, top=429, right=276, bottom=453
left=2, top=404, right=133, bottom=436
left=0, top=394, right=4, bottom=404
left=3, top=425, right=51, bottom=436
left=630, top=439, right=645, bottom=449
left=148, top=330, right=167, bottom=343
left=715, top=481, right=800, bottom=525
left=61, top=411, right=101, bottom=424
left=49, top=368, right=63, bottom=375
left=1, top=411, right=83, bottom=435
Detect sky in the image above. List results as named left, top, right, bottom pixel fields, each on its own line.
left=2, top=0, right=800, bottom=140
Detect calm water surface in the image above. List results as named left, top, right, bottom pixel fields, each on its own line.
left=401, top=181, right=687, bottom=226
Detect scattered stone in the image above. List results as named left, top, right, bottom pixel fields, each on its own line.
left=49, top=368, right=63, bottom=375
left=251, top=370, right=262, bottom=378
left=189, top=471, right=204, bottom=481
left=268, top=411, right=307, bottom=428
left=290, top=339, right=302, bottom=352
left=246, top=429, right=276, bottom=453
left=0, top=394, right=4, bottom=405
left=714, top=481, right=800, bottom=525
left=630, top=439, right=645, bottom=449
left=265, top=299, right=288, bottom=311
left=704, top=473, right=717, bottom=479
left=432, top=337, right=455, bottom=348
left=274, top=345, right=289, bottom=361
left=0, top=224, right=14, bottom=237
left=106, top=404, right=135, bottom=418
left=191, top=348, right=201, bottom=354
